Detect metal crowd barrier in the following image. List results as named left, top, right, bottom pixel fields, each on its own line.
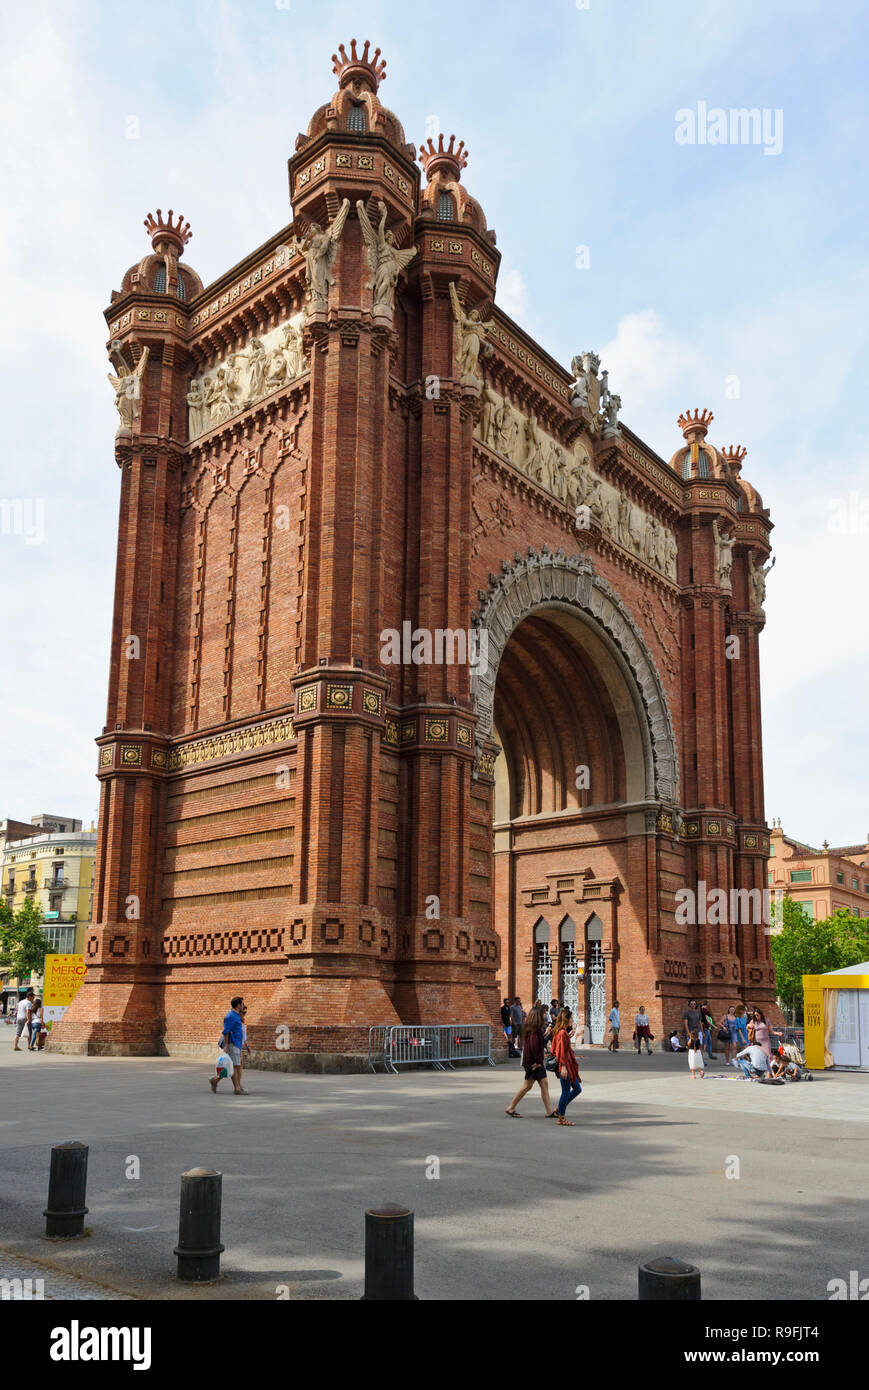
left=367, top=1026, right=393, bottom=1073
left=438, top=1024, right=495, bottom=1069
left=367, top=1024, right=494, bottom=1073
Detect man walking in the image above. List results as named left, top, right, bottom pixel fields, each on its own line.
left=210, top=995, right=248, bottom=1094
left=607, top=1000, right=621, bottom=1051
left=682, top=998, right=705, bottom=1062
left=13, top=989, right=34, bottom=1052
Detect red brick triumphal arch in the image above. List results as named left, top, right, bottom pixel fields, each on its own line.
left=56, top=41, right=777, bottom=1065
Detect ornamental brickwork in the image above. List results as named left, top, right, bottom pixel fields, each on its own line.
left=54, top=41, right=778, bottom=1063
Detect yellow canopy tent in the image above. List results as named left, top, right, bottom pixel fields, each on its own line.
left=803, top=963, right=869, bottom=1069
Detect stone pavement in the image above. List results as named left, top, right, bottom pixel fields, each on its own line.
left=1, top=1045, right=866, bottom=1301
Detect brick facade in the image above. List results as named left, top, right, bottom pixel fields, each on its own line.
left=53, top=42, right=778, bottom=1064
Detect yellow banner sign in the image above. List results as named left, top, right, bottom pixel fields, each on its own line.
left=43, top=955, right=87, bottom=1008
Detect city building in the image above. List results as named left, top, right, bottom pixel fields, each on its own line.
left=769, top=822, right=869, bottom=923
left=1, top=817, right=96, bottom=1000
left=56, top=41, right=776, bottom=1063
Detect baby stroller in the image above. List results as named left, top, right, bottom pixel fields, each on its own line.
left=772, top=1039, right=813, bottom=1081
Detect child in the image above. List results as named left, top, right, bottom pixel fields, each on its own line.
left=687, top=1030, right=705, bottom=1079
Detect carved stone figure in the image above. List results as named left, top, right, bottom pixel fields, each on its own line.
left=480, top=382, right=500, bottom=449
left=356, top=198, right=418, bottom=316
left=601, top=390, right=622, bottom=438
left=601, top=485, right=619, bottom=538
left=748, top=553, right=774, bottom=610
left=294, top=198, right=350, bottom=309
left=449, top=281, right=495, bottom=384
left=665, top=532, right=678, bottom=580
left=186, top=380, right=207, bottom=439
left=205, top=368, right=236, bottom=426
left=266, top=344, right=288, bottom=392
left=107, top=346, right=149, bottom=433
left=240, top=337, right=268, bottom=403
left=495, top=394, right=518, bottom=460
left=569, top=350, right=603, bottom=428
left=281, top=320, right=306, bottom=379
left=617, top=494, right=633, bottom=550
left=712, top=518, right=735, bottom=590
left=550, top=445, right=568, bottom=502
left=525, top=415, right=546, bottom=485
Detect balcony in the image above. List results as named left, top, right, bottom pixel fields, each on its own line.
left=43, top=877, right=69, bottom=890
left=23, top=880, right=38, bottom=893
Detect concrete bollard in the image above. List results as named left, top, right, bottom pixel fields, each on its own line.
left=174, top=1167, right=225, bottom=1282
left=43, top=1141, right=89, bottom=1238
left=361, top=1204, right=418, bottom=1300
left=638, top=1255, right=701, bottom=1300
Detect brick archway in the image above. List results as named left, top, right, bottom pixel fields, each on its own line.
left=471, top=546, right=680, bottom=804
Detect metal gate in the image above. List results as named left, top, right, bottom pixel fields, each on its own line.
left=535, top=944, right=552, bottom=1006
left=587, top=941, right=606, bottom=1043
left=561, top=941, right=578, bottom=1021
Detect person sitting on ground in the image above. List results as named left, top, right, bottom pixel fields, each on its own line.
left=669, top=1029, right=685, bottom=1051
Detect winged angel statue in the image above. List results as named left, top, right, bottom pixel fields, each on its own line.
left=293, top=198, right=350, bottom=310
left=356, top=198, right=418, bottom=316
left=107, top=345, right=149, bottom=432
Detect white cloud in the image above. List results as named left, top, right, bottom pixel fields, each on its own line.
left=496, top=268, right=528, bottom=324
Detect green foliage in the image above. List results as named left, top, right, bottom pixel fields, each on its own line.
left=771, top=897, right=869, bottom=1015
left=0, top=896, right=52, bottom=982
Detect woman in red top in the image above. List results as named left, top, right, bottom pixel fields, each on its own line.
left=505, top=1007, right=557, bottom=1118
left=551, top=1008, right=583, bottom=1126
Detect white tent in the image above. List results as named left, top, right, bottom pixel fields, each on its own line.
left=820, top=963, right=869, bottom=1068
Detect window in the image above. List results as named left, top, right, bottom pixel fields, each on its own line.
left=864, top=883, right=869, bottom=893
left=736, top=495, right=745, bottom=513
left=797, top=902, right=815, bottom=921
left=790, top=870, right=812, bottom=883
left=852, top=878, right=859, bottom=890
left=437, top=192, right=455, bottom=221
left=153, top=263, right=167, bottom=293
left=347, top=104, right=366, bottom=132
left=177, top=272, right=187, bottom=302
left=836, top=872, right=844, bottom=884
left=44, top=925, right=75, bottom=953
left=767, top=871, right=773, bottom=885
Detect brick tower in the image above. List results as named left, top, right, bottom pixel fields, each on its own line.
left=57, top=41, right=776, bottom=1063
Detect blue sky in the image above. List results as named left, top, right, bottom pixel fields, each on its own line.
left=0, top=0, right=866, bottom=846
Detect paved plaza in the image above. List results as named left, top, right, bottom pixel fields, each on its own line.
left=1, top=1045, right=867, bottom=1301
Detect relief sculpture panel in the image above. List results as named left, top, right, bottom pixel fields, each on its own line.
left=475, top=384, right=677, bottom=581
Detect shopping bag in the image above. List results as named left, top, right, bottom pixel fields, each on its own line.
left=215, top=1050, right=234, bottom=1080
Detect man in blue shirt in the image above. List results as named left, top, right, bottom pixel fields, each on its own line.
left=210, top=995, right=248, bottom=1094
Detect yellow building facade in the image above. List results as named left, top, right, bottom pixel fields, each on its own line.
left=1, top=818, right=96, bottom=997
left=769, top=823, right=869, bottom=925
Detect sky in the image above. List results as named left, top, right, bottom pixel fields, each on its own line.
left=0, top=0, right=866, bottom=847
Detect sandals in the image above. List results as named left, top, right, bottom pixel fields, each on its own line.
left=557, top=1116, right=575, bottom=1126
left=505, top=1108, right=522, bottom=1118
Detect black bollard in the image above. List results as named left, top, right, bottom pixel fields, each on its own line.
left=638, top=1255, right=701, bottom=1300
left=361, top=1204, right=418, bottom=1300
left=173, top=1167, right=225, bottom=1282
left=43, top=1141, right=89, bottom=1238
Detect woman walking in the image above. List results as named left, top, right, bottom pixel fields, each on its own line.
left=634, top=1005, right=653, bottom=1055
left=550, top=1008, right=583, bottom=1125
left=505, top=1006, right=557, bottom=1118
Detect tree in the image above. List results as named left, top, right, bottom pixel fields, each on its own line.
left=0, top=896, right=52, bottom=984
left=770, top=897, right=869, bottom=1017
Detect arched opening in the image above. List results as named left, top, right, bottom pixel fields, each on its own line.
left=533, top=917, right=552, bottom=1005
